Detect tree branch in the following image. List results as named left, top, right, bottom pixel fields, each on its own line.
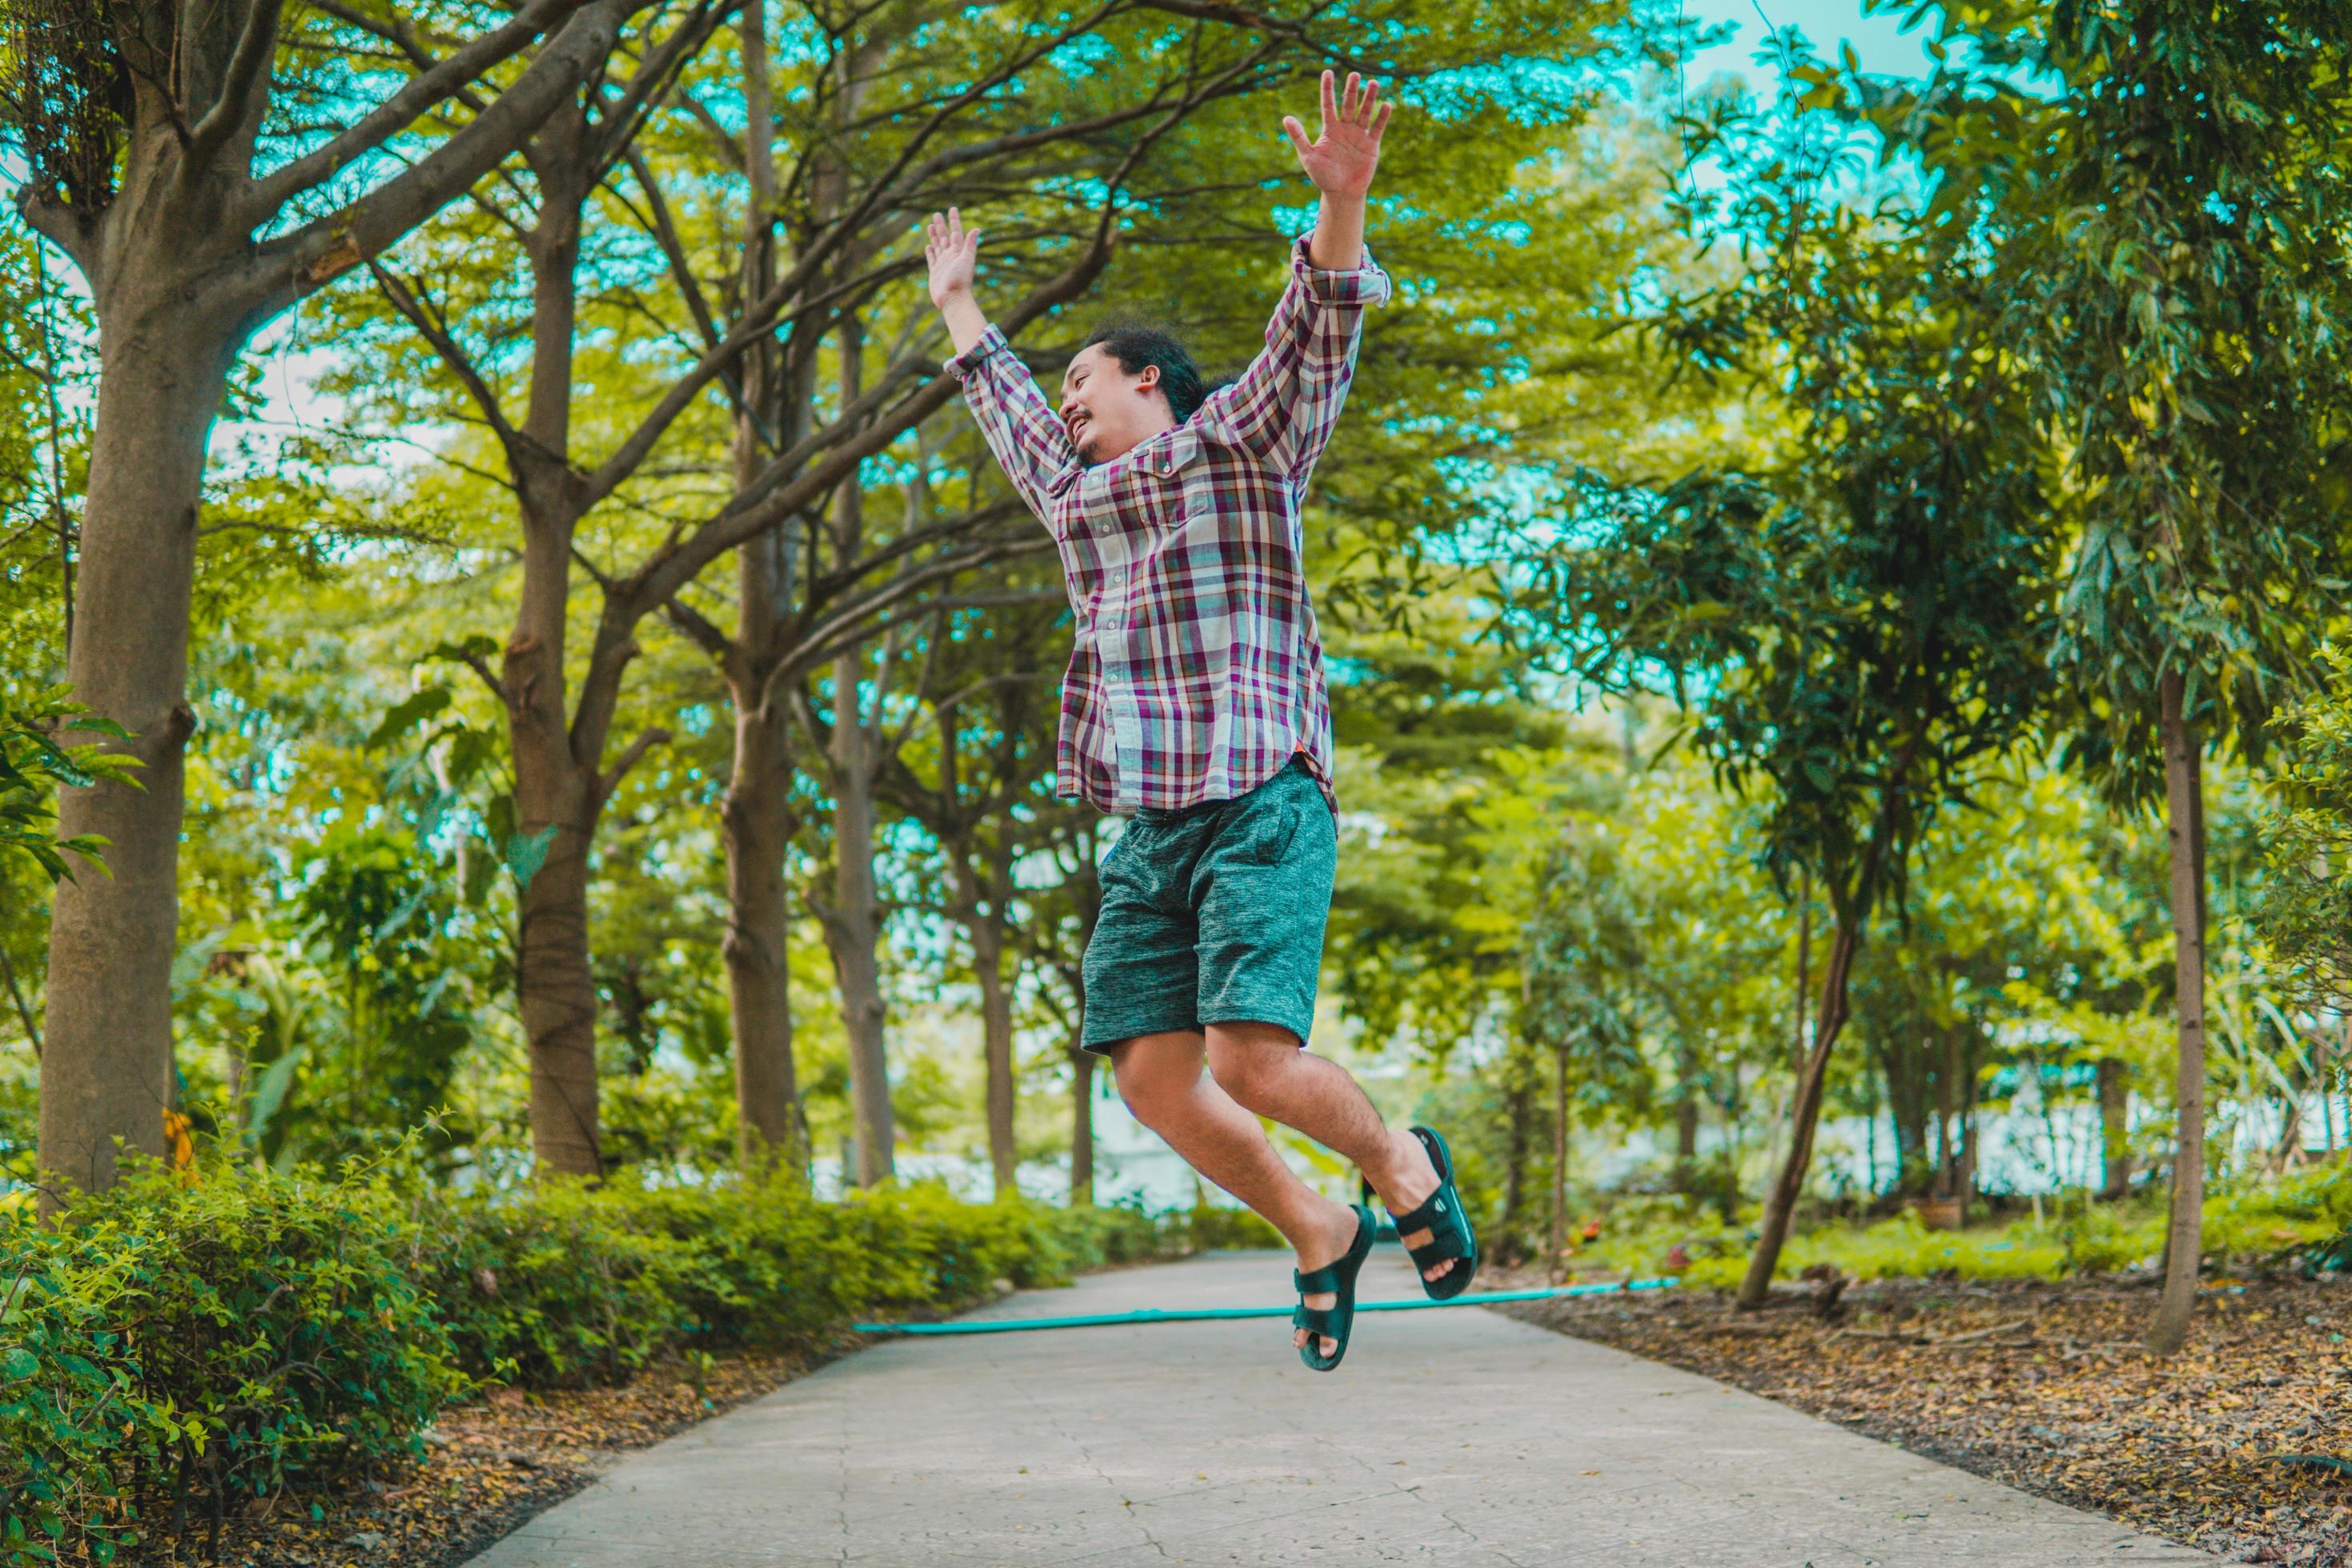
left=11, top=191, right=98, bottom=282
left=586, top=0, right=733, bottom=175
left=306, top=0, right=491, bottom=117
left=188, top=0, right=289, bottom=166
left=618, top=222, right=1116, bottom=619
left=758, top=548, right=1058, bottom=710
left=597, top=726, right=674, bottom=799
left=244, top=0, right=588, bottom=217
left=366, top=259, right=526, bottom=459
left=449, top=646, right=508, bottom=704
left=255, top=0, right=638, bottom=304
left=658, top=593, right=736, bottom=670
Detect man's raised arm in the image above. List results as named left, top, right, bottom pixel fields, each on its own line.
left=927, top=207, right=1079, bottom=525
left=1204, top=71, right=1396, bottom=486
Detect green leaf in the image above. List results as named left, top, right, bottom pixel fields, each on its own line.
left=246, top=1046, right=307, bottom=1145
left=505, top=825, right=560, bottom=892
left=365, top=687, right=453, bottom=751
left=0, top=1346, right=38, bottom=1382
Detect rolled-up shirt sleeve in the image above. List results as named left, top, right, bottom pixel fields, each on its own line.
left=1196, top=233, right=1391, bottom=488
left=946, top=325, right=1081, bottom=528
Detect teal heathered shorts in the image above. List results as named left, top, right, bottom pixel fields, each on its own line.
left=1081, top=758, right=1338, bottom=1054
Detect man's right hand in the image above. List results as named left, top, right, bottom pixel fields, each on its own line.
left=925, top=207, right=991, bottom=356
left=925, top=208, right=981, bottom=310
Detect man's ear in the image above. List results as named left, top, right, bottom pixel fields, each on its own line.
left=1138, top=363, right=1162, bottom=398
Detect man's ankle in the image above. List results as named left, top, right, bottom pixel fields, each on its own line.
left=1368, top=1126, right=1434, bottom=1202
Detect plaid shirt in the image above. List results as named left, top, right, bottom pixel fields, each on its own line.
left=946, top=233, right=1390, bottom=815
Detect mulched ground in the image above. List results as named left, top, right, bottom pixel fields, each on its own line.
left=1497, top=1269, right=2352, bottom=1566
left=110, top=1340, right=847, bottom=1568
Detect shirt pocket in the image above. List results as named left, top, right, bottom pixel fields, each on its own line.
left=1140, top=429, right=1214, bottom=526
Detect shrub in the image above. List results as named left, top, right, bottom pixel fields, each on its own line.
left=0, top=1154, right=1267, bottom=1565
left=403, top=1178, right=705, bottom=1387
left=0, top=1242, right=149, bottom=1563
left=70, top=1161, right=465, bottom=1502
left=3, top=1157, right=463, bottom=1563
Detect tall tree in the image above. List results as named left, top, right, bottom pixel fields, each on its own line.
left=1525, top=65, right=2058, bottom=1304
left=886, top=590, right=1063, bottom=1196
left=0, top=0, right=659, bottom=1198
left=1862, top=0, right=2352, bottom=1351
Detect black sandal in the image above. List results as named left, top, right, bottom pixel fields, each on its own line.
left=1293, top=1204, right=1374, bottom=1372
left=1388, top=1125, right=1479, bottom=1301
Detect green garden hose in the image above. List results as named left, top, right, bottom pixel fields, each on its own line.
left=854, top=1277, right=1678, bottom=1337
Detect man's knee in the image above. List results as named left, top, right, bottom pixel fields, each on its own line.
left=1204, top=1025, right=1301, bottom=1107
left=1110, top=1034, right=1203, bottom=1124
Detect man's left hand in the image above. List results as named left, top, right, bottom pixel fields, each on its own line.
left=1283, top=70, right=1392, bottom=201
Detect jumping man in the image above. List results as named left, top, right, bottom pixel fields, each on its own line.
left=924, top=70, right=1477, bottom=1370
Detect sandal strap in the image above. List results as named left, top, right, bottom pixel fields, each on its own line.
left=1293, top=1303, right=1337, bottom=1337
left=1294, top=1262, right=1345, bottom=1295
left=1407, top=1235, right=1468, bottom=1270
left=1390, top=1186, right=1460, bottom=1234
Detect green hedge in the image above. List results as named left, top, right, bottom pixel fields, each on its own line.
left=0, top=1158, right=1255, bottom=1564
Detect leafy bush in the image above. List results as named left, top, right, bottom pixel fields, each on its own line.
left=70, top=1162, right=464, bottom=1497
left=0, top=1154, right=1258, bottom=1565
left=3, top=1158, right=464, bottom=1562
left=406, top=1178, right=706, bottom=1387
left=0, top=1244, right=147, bottom=1563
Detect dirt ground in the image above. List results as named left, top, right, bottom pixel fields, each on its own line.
left=1499, top=1270, right=2352, bottom=1566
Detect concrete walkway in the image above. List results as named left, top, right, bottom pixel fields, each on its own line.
left=466, top=1247, right=2216, bottom=1566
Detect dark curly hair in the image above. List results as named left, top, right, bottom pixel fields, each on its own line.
left=1082, top=322, right=1214, bottom=423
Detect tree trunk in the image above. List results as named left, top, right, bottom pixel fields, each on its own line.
left=825, top=685, right=895, bottom=1186
left=718, top=0, right=802, bottom=1176
left=38, top=322, right=226, bottom=1203
left=1068, top=1045, right=1095, bottom=1206
left=1792, top=874, right=1811, bottom=1074
left=2098, top=1058, right=2132, bottom=1200
left=974, top=913, right=1018, bottom=1198
left=1672, top=1038, right=1701, bottom=1194
left=2326, top=1022, right=2345, bottom=1156
left=506, top=134, right=608, bottom=1180
left=1935, top=1027, right=1961, bottom=1206
left=513, top=769, right=602, bottom=1177
left=1550, top=1039, right=1570, bottom=1283
left=954, top=846, right=1020, bottom=1203
left=1877, top=1033, right=1930, bottom=1194
left=1738, top=914, right=1865, bottom=1310
left=820, top=310, right=895, bottom=1187
left=1064, top=838, right=1101, bottom=1206
left=2148, top=668, right=2208, bottom=1356
left=722, top=686, right=802, bottom=1170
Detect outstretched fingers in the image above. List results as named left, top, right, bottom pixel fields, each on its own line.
left=925, top=209, right=978, bottom=258
left=1319, top=66, right=1338, bottom=134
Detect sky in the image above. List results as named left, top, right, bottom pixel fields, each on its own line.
left=1674, top=0, right=1945, bottom=88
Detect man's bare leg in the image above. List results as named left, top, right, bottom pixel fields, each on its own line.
left=1110, top=1025, right=1454, bottom=1358
left=1203, top=1022, right=1455, bottom=1318
left=1110, top=1031, right=1363, bottom=1358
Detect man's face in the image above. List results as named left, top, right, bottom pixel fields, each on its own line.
left=1060, top=344, right=1175, bottom=466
